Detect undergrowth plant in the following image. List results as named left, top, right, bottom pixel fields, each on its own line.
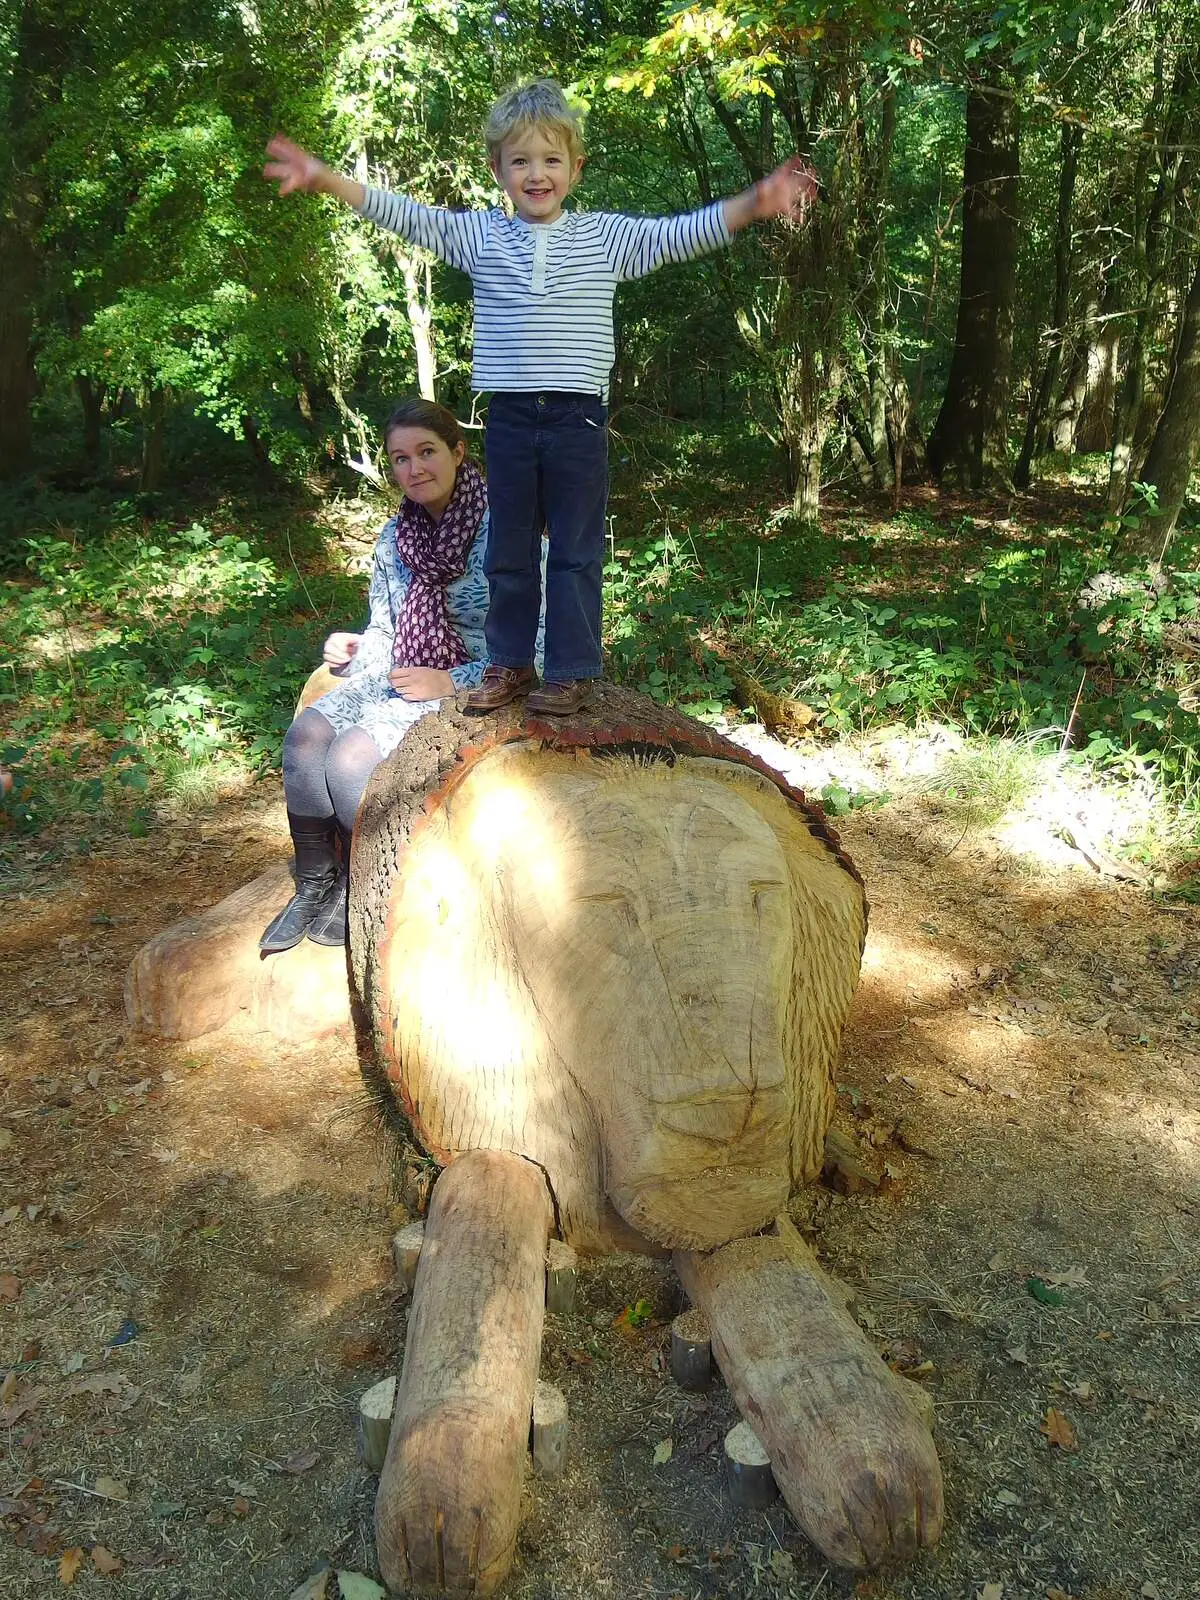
left=1, top=498, right=358, bottom=849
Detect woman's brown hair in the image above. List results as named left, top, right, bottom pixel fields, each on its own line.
left=383, top=398, right=468, bottom=456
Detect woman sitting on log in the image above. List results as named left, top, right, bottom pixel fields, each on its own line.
left=261, top=398, right=538, bottom=955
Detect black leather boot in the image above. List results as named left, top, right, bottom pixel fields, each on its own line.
left=259, top=813, right=339, bottom=955
left=308, top=824, right=351, bottom=947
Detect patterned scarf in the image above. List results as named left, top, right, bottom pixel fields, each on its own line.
left=391, top=458, right=487, bottom=670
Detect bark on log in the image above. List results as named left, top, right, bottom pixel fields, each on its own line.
left=125, top=864, right=352, bottom=1043
left=376, top=1149, right=552, bottom=1596
left=349, top=684, right=866, bottom=1255
left=676, top=1229, right=943, bottom=1569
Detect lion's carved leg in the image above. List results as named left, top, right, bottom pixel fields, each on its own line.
left=376, top=1150, right=552, bottom=1595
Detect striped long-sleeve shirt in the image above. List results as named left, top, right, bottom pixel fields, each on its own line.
left=358, top=188, right=732, bottom=400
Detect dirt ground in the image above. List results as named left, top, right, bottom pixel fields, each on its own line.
left=1, top=747, right=1197, bottom=1600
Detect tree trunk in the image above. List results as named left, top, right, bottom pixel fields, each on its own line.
left=347, top=684, right=866, bottom=1255
left=398, top=250, right=437, bottom=401
left=76, top=374, right=105, bottom=468
left=140, top=386, right=166, bottom=492
left=1052, top=275, right=1121, bottom=456
left=241, top=412, right=271, bottom=472
left=926, top=80, right=1021, bottom=490
left=859, top=83, right=898, bottom=492
left=1014, top=123, right=1080, bottom=488
left=1105, top=46, right=1192, bottom=513
left=0, top=213, right=38, bottom=481
left=1121, top=257, right=1200, bottom=560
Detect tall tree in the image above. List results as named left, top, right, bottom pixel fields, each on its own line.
left=925, top=70, right=1020, bottom=489
left=1123, top=254, right=1200, bottom=559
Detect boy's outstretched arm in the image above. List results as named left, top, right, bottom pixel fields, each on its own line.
left=722, top=155, right=818, bottom=233
left=263, top=135, right=365, bottom=210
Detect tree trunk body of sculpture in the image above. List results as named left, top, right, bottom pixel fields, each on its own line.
left=127, top=683, right=942, bottom=1593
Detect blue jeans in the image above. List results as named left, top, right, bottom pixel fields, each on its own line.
left=483, top=391, right=608, bottom=682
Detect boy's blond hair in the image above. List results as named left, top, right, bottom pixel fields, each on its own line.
left=484, top=79, right=585, bottom=164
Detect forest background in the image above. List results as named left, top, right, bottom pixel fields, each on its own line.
left=2, top=0, right=1199, bottom=877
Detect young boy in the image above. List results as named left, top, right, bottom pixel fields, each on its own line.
left=265, top=80, right=815, bottom=714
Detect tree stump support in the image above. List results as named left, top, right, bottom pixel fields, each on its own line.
left=359, top=1376, right=398, bottom=1474
left=391, top=1221, right=426, bottom=1291
left=530, top=1380, right=569, bottom=1478
left=545, top=1240, right=578, bottom=1314
left=669, top=1307, right=713, bottom=1391
left=724, top=1420, right=778, bottom=1509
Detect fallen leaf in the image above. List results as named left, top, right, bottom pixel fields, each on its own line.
left=91, top=1545, right=123, bottom=1576
left=996, top=1490, right=1020, bottom=1506
left=980, top=1585, right=1003, bottom=1600
left=288, top=1571, right=332, bottom=1600
left=1039, top=1408, right=1077, bottom=1450
left=280, top=1447, right=321, bottom=1476
left=0, top=1207, right=20, bottom=1225
left=124, top=1545, right=177, bottom=1570
left=176, top=1369, right=203, bottom=1397
left=1, top=1383, right=45, bottom=1426
left=1047, top=1587, right=1078, bottom=1600
left=94, top=1477, right=128, bottom=1501
left=1042, top=1266, right=1089, bottom=1288
left=652, top=1438, right=673, bottom=1466
left=232, top=1496, right=251, bottom=1518
left=64, top=1374, right=126, bottom=1398
left=62, top=1353, right=85, bottom=1375
left=0, top=1371, right=18, bottom=1405
left=1005, top=1345, right=1029, bottom=1366
left=59, top=1547, right=85, bottom=1584
left=337, top=1574, right=387, bottom=1600
left=1141, top=1583, right=1162, bottom=1600
left=769, top=1550, right=794, bottom=1581
left=0, top=1129, right=11, bottom=1150
left=0, top=1274, right=22, bottom=1301
left=1069, top=1381, right=1093, bottom=1401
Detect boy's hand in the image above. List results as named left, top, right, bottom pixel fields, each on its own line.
left=264, top=135, right=334, bottom=196
left=755, top=156, right=819, bottom=222
left=388, top=666, right=456, bottom=702
left=323, top=631, right=362, bottom=666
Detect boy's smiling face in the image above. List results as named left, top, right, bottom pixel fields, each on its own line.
left=491, top=123, right=582, bottom=224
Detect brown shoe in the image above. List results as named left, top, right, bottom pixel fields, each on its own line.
left=526, top=679, right=593, bottom=715
left=464, top=664, right=536, bottom=713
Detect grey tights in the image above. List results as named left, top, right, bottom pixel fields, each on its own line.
left=282, top=709, right=382, bottom=830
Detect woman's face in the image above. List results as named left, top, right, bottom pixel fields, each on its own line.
left=387, top=427, right=465, bottom=520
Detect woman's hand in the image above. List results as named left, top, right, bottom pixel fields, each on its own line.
left=388, top=667, right=456, bottom=702
left=263, top=135, right=332, bottom=196
left=323, top=631, right=362, bottom=667
left=754, top=155, right=819, bottom=222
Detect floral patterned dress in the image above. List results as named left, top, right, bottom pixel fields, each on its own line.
left=315, top=511, right=545, bottom=759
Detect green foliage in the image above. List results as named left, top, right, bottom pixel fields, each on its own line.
left=604, top=424, right=1200, bottom=802
left=0, top=493, right=359, bottom=844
